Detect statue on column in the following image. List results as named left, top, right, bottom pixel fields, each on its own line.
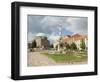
left=57, top=24, right=63, bottom=53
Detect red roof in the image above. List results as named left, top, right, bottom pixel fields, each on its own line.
left=63, top=34, right=87, bottom=42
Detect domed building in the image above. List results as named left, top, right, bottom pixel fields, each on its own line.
left=36, top=33, right=47, bottom=37
left=32, top=33, right=50, bottom=49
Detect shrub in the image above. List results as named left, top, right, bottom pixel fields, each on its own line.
left=70, top=42, right=77, bottom=50
left=65, top=43, right=70, bottom=50
left=80, top=39, right=86, bottom=50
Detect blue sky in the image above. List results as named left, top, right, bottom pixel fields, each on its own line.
left=27, top=15, right=87, bottom=43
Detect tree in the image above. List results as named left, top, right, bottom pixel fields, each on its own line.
left=80, top=39, right=86, bottom=50
left=28, top=43, right=32, bottom=48
left=50, top=44, right=53, bottom=48
left=60, top=43, right=63, bottom=48
left=70, top=42, right=77, bottom=50
left=32, top=40, right=36, bottom=48
left=65, top=43, right=70, bottom=50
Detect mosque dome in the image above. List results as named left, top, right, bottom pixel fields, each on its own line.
left=36, top=33, right=47, bottom=37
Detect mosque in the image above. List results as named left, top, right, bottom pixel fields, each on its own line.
left=28, top=33, right=50, bottom=49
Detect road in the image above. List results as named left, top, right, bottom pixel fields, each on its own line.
left=27, top=52, right=56, bottom=66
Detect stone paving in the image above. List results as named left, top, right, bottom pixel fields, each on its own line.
left=27, top=52, right=56, bottom=66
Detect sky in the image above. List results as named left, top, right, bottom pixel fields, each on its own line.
left=27, top=15, right=88, bottom=43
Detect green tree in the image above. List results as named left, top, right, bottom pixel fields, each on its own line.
left=70, top=42, right=77, bottom=50
left=60, top=43, right=63, bottom=48
left=32, top=40, right=36, bottom=48
left=28, top=43, right=32, bottom=48
left=80, top=39, right=86, bottom=50
left=50, top=44, right=53, bottom=48
left=65, top=43, right=70, bottom=50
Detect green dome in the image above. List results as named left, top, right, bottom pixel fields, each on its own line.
left=36, top=33, right=47, bottom=37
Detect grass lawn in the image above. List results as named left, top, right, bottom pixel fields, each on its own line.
left=42, top=51, right=88, bottom=63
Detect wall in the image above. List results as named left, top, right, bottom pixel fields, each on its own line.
left=0, top=0, right=99, bottom=82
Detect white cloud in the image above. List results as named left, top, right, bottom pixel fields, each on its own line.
left=66, top=17, right=88, bottom=34
left=28, top=16, right=88, bottom=42
left=28, top=32, right=35, bottom=43
left=40, top=16, right=87, bottom=35
left=40, top=16, right=68, bottom=32
left=48, top=32, right=61, bottom=43
left=40, top=16, right=65, bottom=27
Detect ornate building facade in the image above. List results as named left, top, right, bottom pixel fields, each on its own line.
left=53, top=34, right=88, bottom=50
left=63, top=34, right=88, bottom=50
